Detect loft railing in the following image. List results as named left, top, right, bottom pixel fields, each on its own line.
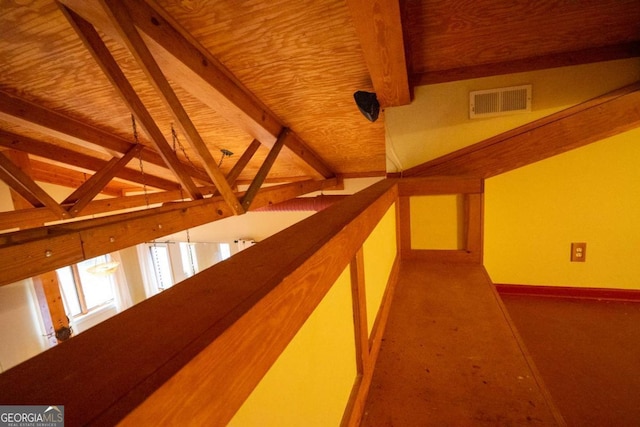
left=0, top=177, right=483, bottom=426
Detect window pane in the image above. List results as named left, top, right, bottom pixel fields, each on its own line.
left=220, top=243, right=231, bottom=260
left=179, top=242, right=198, bottom=277
left=77, top=255, right=115, bottom=310
left=149, top=245, right=174, bottom=290
left=56, top=266, right=81, bottom=316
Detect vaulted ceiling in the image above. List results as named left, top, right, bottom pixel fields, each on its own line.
left=1, top=0, right=639, bottom=282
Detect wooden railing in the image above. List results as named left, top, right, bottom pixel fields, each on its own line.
left=0, top=179, right=400, bottom=426
left=0, top=176, right=484, bottom=426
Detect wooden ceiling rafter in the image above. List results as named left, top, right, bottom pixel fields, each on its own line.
left=59, top=3, right=204, bottom=201
left=412, top=42, right=640, bottom=86
left=94, top=0, right=244, bottom=214
left=59, top=0, right=335, bottom=181
left=0, top=130, right=179, bottom=192
left=0, top=151, right=70, bottom=220
left=225, top=139, right=262, bottom=190
left=0, top=91, right=212, bottom=184
left=29, top=160, right=132, bottom=198
left=241, top=129, right=287, bottom=211
left=62, top=144, right=142, bottom=217
left=346, top=0, right=411, bottom=107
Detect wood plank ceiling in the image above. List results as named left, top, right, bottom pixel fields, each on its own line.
left=0, top=0, right=639, bottom=283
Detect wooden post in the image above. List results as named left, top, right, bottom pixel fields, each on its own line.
left=33, top=272, right=71, bottom=345
left=4, top=150, right=71, bottom=346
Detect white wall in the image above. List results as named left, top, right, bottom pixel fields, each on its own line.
left=0, top=280, right=47, bottom=372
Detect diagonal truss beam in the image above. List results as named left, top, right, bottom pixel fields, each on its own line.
left=0, top=91, right=211, bottom=184
left=95, top=0, right=243, bottom=214
left=59, top=0, right=335, bottom=179
left=345, top=0, right=411, bottom=107
left=63, top=144, right=142, bottom=217
left=59, top=4, right=202, bottom=201
left=0, top=177, right=340, bottom=286
left=0, top=130, right=179, bottom=191
left=226, top=139, right=262, bottom=189
left=241, top=130, right=287, bottom=211
left=0, top=151, right=70, bottom=219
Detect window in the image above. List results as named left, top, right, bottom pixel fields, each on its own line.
left=179, top=242, right=198, bottom=278
left=148, top=243, right=175, bottom=290
left=142, top=241, right=232, bottom=295
left=57, top=255, right=116, bottom=317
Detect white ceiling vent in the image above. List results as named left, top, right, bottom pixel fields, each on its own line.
left=470, top=84, right=531, bottom=119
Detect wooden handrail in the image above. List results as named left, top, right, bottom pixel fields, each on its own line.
left=0, top=179, right=398, bottom=426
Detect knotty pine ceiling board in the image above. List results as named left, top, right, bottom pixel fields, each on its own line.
left=405, top=0, right=640, bottom=75
left=157, top=0, right=386, bottom=175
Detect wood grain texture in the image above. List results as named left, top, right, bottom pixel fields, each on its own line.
left=0, top=130, right=179, bottom=191
left=60, top=4, right=204, bottom=199
left=60, top=0, right=340, bottom=178
left=63, top=145, right=142, bottom=217
left=344, top=255, right=400, bottom=426
left=413, top=42, right=640, bottom=85
left=0, top=91, right=211, bottom=183
left=0, top=177, right=339, bottom=285
left=405, top=0, right=640, bottom=75
left=241, top=129, right=287, bottom=210
left=32, top=271, right=70, bottom=344
left=0, top=151, right=69, bottom=218
left=0, top=179, right=397, bottom=427
left=360, top=261, right=565, bottom=426
left=346, top=0, right=410, bottom=107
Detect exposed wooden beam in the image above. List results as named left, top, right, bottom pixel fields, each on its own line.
left=0, top=179, right=395, bottom=426
left=97, top=0, right=243, bottom=213
left=412, top=42, right=640, bottom=86
left=0, top=151, right=70, bottom=219
left=241, top=129, right=287, bottom=211
left=29, top=160, right=128, bottom=197
left=346, top=0, right=411, bottom=107
left=0, top=173, right=342, bottom=232
left=404, top=82, right=640, bottom=178
left=63, top=144, right=142, bottom=217
left=0, top=186, right=213, bottom=232
left=0, top=91, right=211, bottom=184
left=59, top=0, right=335, bottom=179
left=0, top=177, right=339, bottom=286
left=33, top=272, right=72, bottom=346
left=2, top=151, right=38, bottom=213
left=0, top=130, right=179, bottom=191
left=225, top=139, right=261, bottom=188
left=3, top=153, right=70, bottom=347
left=59, top=4, right=203, bottom=201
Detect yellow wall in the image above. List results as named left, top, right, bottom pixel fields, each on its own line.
left=485, top=128, right=640, bottom=289
left=228, top=266, right=357, bottom=426
left=386, top=58, right=640, bottom=290
left=229, top=202, right=399, bottom=424
left=410, top=195, right=462, bottom=249
left=363, top=203, right=397, bottom=335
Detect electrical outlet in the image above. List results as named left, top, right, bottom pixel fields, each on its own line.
left=571, top=242, right=586, bottom=262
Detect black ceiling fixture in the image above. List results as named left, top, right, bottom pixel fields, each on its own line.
left=353, top=91, right=380, bottom=122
